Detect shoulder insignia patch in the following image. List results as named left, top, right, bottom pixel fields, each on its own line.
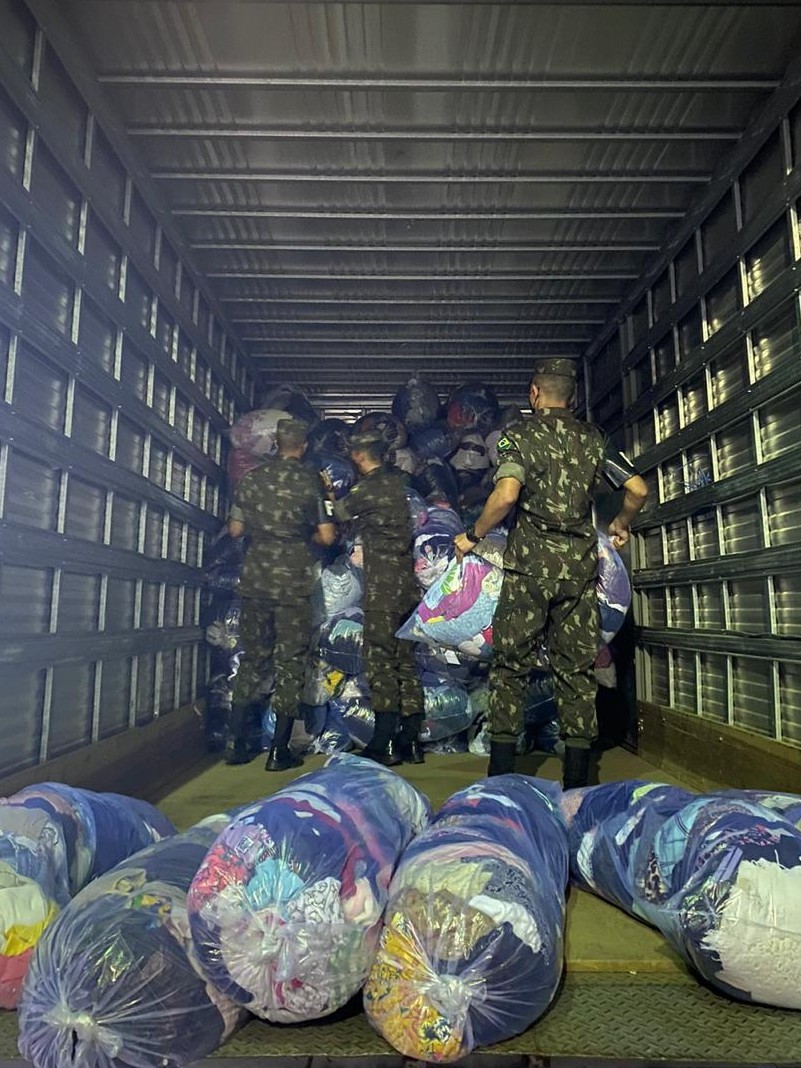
left=496, top=435, right=513, bottom=452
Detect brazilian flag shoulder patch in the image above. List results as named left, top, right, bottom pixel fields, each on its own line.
left=496, top=434, right=514, bottom=453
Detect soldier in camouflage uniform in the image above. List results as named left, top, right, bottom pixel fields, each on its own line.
left=227, top=418, right=336, bottom=770
left=454, top=359, right=648, bottom=787
left=331, top=431, right=425, bottom=766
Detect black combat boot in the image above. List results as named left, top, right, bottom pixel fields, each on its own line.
left=362, top=712, right=402, bottom=767
left=398, top=713, right=425, bottom=765
left=265, top=714, right=303, bottom=773
left=225, top=703, right=256, bottom=765
left=562, top=743, right=592, bottom=790
left=488, top=741, right=517, bottom=777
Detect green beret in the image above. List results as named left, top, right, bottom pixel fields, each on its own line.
left=533, top=358, right=578, bottom=379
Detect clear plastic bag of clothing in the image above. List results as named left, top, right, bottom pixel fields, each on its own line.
left=307, top=418, right=350, bottom=458
left=306, top=454, right=356, bottom=500
left=412, top=503, right=463, bottom=590
left=420, top=677, right=473, bottom=743
left=562, top=781, right=801, bottom=1009
left=398, top=534, right=507, bottom=658
left=17, top=816, right=246, bottom=1068
left=258, top=385, right=317, bottom=426
left=187, top=755, right=431, bottom=1022
left=353, top=411, right=408, bottom=448
left=392, top=374, right=441, bottom=431
left=596, top=532, right=632, bottom=642
left=311, top=555, right=364, bottom=626
left=364, top=775, right=568, bottom=1061
left=0, top=785, right=174, bottom=1008
left=446, top=382, right=500, bottom=436
left=315, top=608, right=364, bottom=676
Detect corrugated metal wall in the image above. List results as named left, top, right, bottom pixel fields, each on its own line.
left=587, top=82, right=801, bottom=748
left=0, top=0, right=254, bottom=776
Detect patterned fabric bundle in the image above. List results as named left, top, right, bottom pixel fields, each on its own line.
left=364, top=776, right=567, bottom=1061
left=562, top=781, right=801, bottom=1008
left=413, top=503, right=464, bottom=589
left=307, top=455, right=356, bottom=500
left=397, top=534, right=506, bottom=659
left=445, top=383, right=500, bottom=436
left=226, top=408, right=288, bottom=486
left=258, top=385, right=317, bottom=426
left=315, top=608, right=364, bottom=676
left=353, top=411, right=408, bottom=449
left=392, top=375, right=441, bottom=431
left=311, top=555, right=363, bottom=626
left=408, top=424, right=456, bottom=461
left=596, top=532, right=632, bottom=642
left=306, top=417, right=350, bottom=458
left=400, top=532, right=631, bottom=658
left=420, top=679, right=472, bottom=743
left=18, top=816, right=245, bottom=1068
left=187, top=755, right=431, bottom=1022
left=0, top=784, right=175, bottom=1008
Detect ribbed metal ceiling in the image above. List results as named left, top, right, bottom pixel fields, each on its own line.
left=64, top=0, right=801, bottom=412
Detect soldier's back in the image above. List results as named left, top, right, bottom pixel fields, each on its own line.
left=501, top=410, right=604, bottom=572
left=237, top=456, right=321, bottom=597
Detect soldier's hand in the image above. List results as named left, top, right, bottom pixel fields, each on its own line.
left=319, top=470, right=337, bottom=500
left=454, top=533, right=477, bottom=563
left=608, top=519, right=630, bottom=550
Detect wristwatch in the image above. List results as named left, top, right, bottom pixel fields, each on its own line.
left=464, top=524, right=480, bottom=544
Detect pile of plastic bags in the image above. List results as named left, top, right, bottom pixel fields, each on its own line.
left=0, top=784, right=175, bottom=1008
left=365, top=775, right=568, bottom=1061
left=187, top=755, right=431, bottom=1022
left=562, top=781, right=801, bottom=1009
left=201, top=529, right=248, bottom=751
left=205, top=377, right=632, bottom=758
left=18, top=815, right=246, bottom=1068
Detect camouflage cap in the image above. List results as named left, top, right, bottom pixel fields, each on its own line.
left=348, top=429, right=387, bottom=451
left=532, top=357, right=578, bottom=379
left=277, top=417, right=310, bottom=435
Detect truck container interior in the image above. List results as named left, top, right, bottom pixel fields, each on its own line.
left=1, top=0, right=800, bottom=1064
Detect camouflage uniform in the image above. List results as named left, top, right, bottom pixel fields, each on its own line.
left=334, top=465, right=423, bottom=718
left=229, top=455, right=327, bottom=717
left=488, top=359, right=637, bottom=748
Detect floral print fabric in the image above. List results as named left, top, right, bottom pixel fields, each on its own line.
left=364, top=775, right=567, bottom=1062
left=187, top=754, right=431, bottom=1023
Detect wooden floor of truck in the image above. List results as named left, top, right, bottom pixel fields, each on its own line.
left=2, top=748, right=800, bottom=1066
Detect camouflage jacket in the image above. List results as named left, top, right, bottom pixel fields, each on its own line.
left=333, top=466, right=417, bottom=609
left=495, top=409, right=635, bottom=576
left=229, top=456, right=326, bottom=597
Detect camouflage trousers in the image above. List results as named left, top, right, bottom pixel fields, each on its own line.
left=489, top=565, right=598, bottom=748
left=232, top=594, right=311, bottom=718
left=363, top=603, right=424, bottom=717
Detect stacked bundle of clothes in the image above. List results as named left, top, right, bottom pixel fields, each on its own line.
left=207, top=376, right=632, bottom=758
left=0, top=784, right=175, bottom=1008
left=17, top=816, right=246, bottom=1068
left=365, top=776, right=568, bottom=1060
left=562, top=781, right=801, bottom=1008
left=186, top=755, right=431, bottom=1022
